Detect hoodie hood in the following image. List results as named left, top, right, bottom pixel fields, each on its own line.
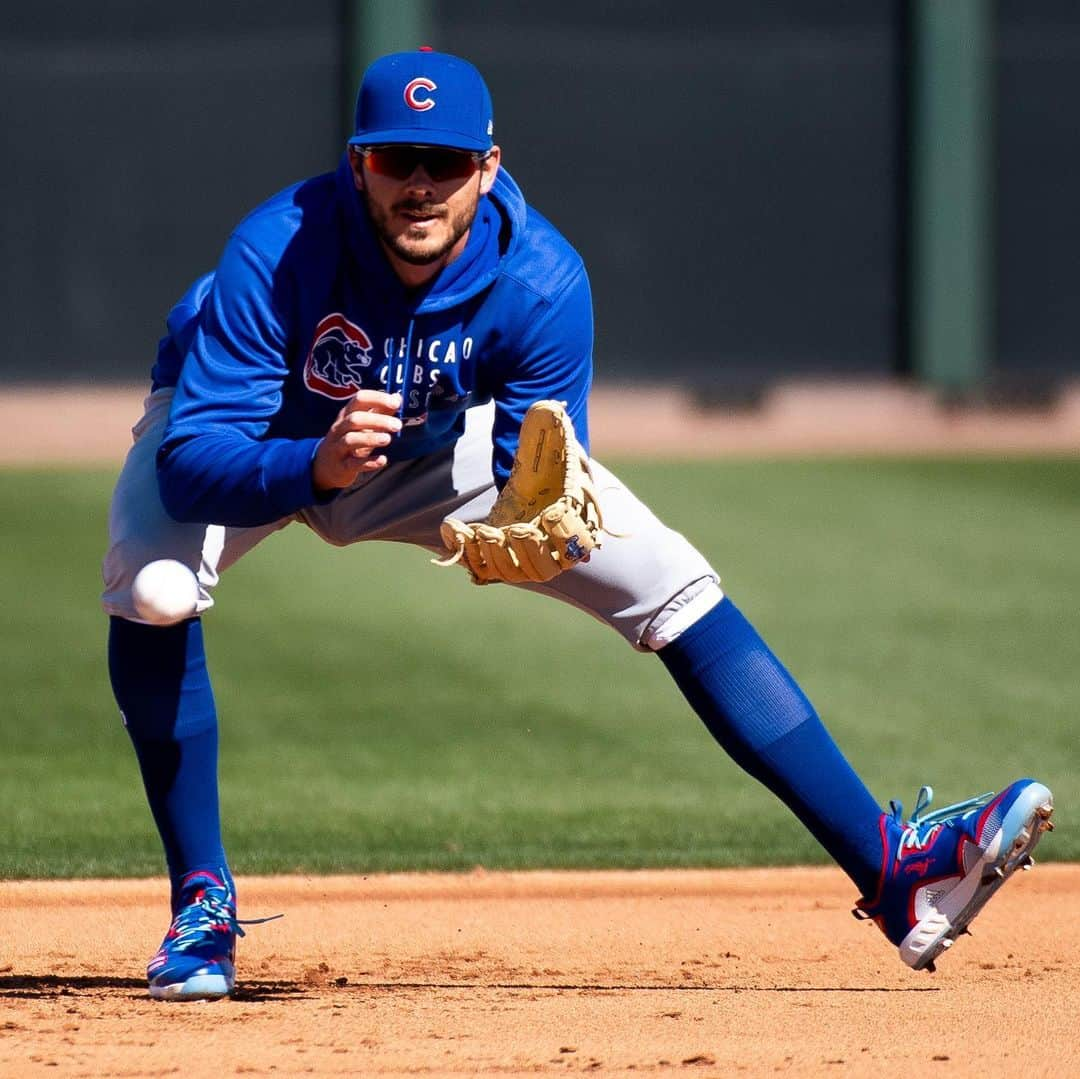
left=334, top=155, right=527, bottom=315
left=157, top=152, right=591, bottom=526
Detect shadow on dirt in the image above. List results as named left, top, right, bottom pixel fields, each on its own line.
left=342, top=980, right=942, bottom=994
left=0, top=974, right=942, bottom=1001
left=0, top=974, right=146, bottom=998
left=231, top=980, right=310, bottom=1001
left=0, top=974, right=308, bottom=1001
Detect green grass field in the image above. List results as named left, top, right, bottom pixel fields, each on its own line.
left=1, top=457, right=1076, bottom=880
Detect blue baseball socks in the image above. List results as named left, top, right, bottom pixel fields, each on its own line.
left=658, top=596, right=883, bottom=897
left=108, top=615, right=233, bottom=911
left=108, top=598, right=884, bottom=902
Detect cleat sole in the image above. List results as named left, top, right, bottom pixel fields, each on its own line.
left=149, top=972, right=233, bottom=1001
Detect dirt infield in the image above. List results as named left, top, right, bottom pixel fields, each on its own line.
left=2, top=866, right=1077, bottom=1078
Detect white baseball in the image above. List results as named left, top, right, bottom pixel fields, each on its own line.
left=131, top=560, right=200, bottom=625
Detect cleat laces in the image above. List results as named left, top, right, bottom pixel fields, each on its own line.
left=890, top=785, right=994, bottom=855
left=167, top=886, right=282, bottom=955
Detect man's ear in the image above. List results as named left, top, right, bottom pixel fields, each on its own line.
left=348, top=148, right=365, bottom=192
left=478, top=146, right=501, bottom=196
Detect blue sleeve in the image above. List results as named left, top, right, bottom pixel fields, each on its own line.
left=157, top=236, right=322, bottom=527
left=491, top=264, right=593, bottom=486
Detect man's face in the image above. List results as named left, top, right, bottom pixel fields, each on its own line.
left=349, top=144, right=501, bottom=278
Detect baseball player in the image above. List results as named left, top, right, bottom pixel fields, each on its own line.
left=102, top=49, right=1053, bottom=1001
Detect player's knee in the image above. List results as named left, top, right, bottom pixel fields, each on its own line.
left=102, top=537, right=207, bottom=623
left=641, top=577, right=725, bottom=651
left=103, top=554, right=202, bottom=625
left=125, top=560, right=201, bottom=625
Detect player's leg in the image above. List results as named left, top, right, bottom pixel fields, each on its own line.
left=102, top=387, right=288, bottom=998
left=544, top=464, right=1053, bottom=968
left=526, top=463, right=1052, bottom=968
left=302, top=407, right=885, bottom=890
left=459, top=458, right=888, bottom=897
left=325, top=407, right=1053, bottom=969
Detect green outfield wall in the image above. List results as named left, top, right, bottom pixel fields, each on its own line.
left=1, top=2, right=1076, bottom=395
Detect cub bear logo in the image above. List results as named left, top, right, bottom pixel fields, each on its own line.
left=304, top=314, right=374, bottom=400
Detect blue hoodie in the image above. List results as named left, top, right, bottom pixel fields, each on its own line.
left=155, top=157, right=593, bottom=528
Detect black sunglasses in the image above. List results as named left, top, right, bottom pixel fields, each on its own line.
left=356, top=145, right=490, bottom=183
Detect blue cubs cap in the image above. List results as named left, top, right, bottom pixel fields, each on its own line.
left=349, top=48, right=494, bottom=152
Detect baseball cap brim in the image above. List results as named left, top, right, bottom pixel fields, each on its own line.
left=347, top=128, right=491, bottom=152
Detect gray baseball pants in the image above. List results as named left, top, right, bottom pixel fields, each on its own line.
left=103, top=389, right=722, bottom=649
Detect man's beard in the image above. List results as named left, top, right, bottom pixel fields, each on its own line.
left=363, top=191, right=479, bottom=267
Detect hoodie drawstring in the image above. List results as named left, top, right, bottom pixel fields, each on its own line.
left=386, top=317, right=416, bottom=426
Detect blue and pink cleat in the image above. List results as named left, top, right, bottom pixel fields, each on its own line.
left=147, top=870, right=252, bottom=1001
left=854, top=778, right=1054, bottom=971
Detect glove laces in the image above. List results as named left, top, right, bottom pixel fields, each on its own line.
left=890, top=785, right=994, bottom=855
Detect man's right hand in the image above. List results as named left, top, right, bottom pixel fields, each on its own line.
left=312, top=390, right=403, bottom=494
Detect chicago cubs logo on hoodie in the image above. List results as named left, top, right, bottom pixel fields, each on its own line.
left=303, top=314, right=375, bottom=399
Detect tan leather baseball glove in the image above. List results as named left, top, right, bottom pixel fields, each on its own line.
left=434, top=400, right=603, bottom=584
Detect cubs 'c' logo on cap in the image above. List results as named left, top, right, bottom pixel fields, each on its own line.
left=404, top=77, right=437, bottom=111
left=304, top=313, right=375, bottom=400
